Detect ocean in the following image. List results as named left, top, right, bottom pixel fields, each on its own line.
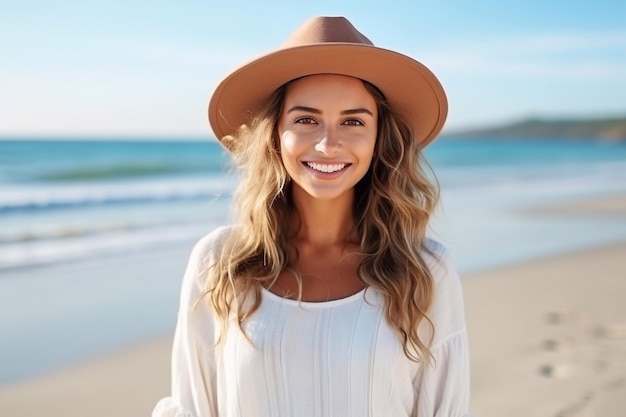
left=1, top=137, right=626, bottom=383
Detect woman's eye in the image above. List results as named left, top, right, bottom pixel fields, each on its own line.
left=294, top=117, right=316, bottom=124
left=343, top=119, right=364, bottom=126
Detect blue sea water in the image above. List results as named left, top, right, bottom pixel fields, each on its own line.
left=0, top=140, right=234, bottom=270
left=1, top=137, right=626, bottom=384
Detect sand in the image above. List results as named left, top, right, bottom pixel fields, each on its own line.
left=465, top=243, right=626, bottom=417
left=0, top=337, right=172, bottom=417
left=1, top=206, right=625, bottom=416
left=527, top=194, right=626, bottom=216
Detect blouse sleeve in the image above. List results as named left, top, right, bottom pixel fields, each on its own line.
left=413, top=241, right=471, bottom=417
left=152, top=227, right=232, bottom=417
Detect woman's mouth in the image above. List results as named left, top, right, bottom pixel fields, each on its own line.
left=305, top=162, right=350, bottom=173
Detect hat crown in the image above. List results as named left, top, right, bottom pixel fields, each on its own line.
left=281, top=16, right=373, bottom=48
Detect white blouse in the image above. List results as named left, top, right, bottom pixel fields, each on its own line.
left=153, top=226, right=470, bottom=417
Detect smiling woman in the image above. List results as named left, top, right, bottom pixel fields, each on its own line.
left=153, top=16, right=469, bottom=417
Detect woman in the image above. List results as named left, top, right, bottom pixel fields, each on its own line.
left=154, top=16, right=470, bottom=417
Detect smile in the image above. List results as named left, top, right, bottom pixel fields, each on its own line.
left=305, top=162, right=349, bottom=173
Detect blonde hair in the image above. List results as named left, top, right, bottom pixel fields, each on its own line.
left=206, top=80, right=439, bottom=362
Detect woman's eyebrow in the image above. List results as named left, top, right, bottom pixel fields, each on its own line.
left=286, top=105, right=321, bottom=114
left=341, top=108, right=374, bottom=116
left=286, top=106, right=373, bottom=116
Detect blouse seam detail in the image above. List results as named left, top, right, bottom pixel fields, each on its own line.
left=368, top=307, right=384, bottom=417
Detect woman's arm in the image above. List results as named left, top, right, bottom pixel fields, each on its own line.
left=413, top=241, right=471, bottom=417
left=152, top=228, right=231, bottom=417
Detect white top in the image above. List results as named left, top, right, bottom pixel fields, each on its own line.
left=153, top=226, right=470, bottom=417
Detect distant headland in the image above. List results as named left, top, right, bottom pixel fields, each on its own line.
left=445, top=116, right=626, bottom=142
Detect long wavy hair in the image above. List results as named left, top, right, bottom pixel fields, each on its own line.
left=205, top=78, right=439, bottom=362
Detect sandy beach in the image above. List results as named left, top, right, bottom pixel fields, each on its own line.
left=1, top=202, right=625, bottom=416
left=466, top=243, right=626, bottom=417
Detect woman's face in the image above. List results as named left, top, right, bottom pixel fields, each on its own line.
left=277, top=74, right=378, bottom=202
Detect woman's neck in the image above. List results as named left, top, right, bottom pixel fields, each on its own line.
left=290, top=187, right=357, bottom=247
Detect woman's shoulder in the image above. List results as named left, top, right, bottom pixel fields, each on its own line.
left=421, top=237, right=456, bottom=279
left=181, top=225, right=237, bottom=290
left=188, top=224, right=237, bottom=266
left=421, top=237, right=461, bottom=292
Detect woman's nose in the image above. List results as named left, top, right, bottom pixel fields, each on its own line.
left=314, top=128, right=341, bottom=155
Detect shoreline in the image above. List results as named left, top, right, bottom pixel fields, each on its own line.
left=522, top=192, right=626, bottom=216
left=1, top=242, right=624, bottom=416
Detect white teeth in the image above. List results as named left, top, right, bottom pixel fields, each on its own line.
left=306, top=162, right=347, bottom=173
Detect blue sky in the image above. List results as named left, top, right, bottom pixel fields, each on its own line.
left=1, top=0, right=625, bottom=137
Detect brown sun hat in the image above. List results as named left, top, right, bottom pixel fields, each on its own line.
left=208, top=16, right=448, bottom=148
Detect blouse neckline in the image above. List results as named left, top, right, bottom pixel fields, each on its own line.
left=261, top=286, right=368, bottom=308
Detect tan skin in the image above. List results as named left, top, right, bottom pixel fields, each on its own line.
left=267, top=74, right=378, bottom=301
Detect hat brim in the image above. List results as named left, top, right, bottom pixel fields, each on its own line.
left=208, top=43, right=447, bottom=147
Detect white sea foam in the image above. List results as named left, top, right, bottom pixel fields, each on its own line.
left=0, top=222, right=219, bottom=271
left=0, top=175, right=237, bottom=212
left=439, top=160, right=626, bottom=204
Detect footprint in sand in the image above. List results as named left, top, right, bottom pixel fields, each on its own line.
left=543, top=336, right=574, bottom=352
left=593, top=322, right=626, bottom=340
left=539, top=363, right=572, bottom=378
left=546, top=310, right=577, bottom=325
